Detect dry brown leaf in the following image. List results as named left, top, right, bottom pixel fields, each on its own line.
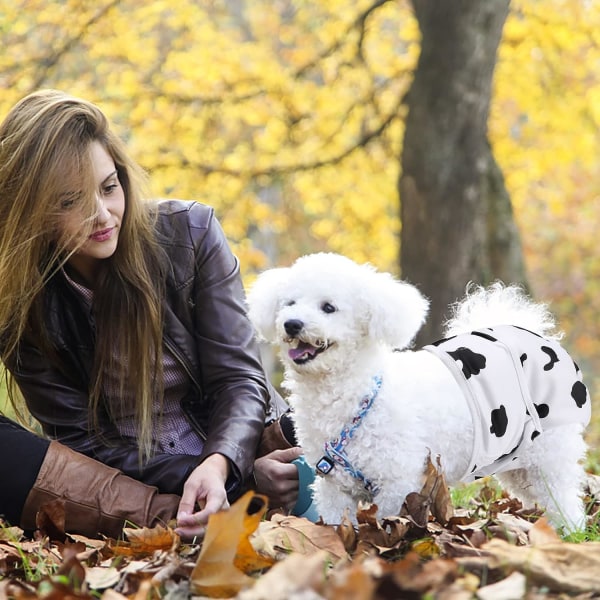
left=381, top=551, right=458, bottom=595
left=355, top=516, right=396, bottom=551
left=55, top=547, right=88, bottom=595
left=356, top=502, right=379, bottom=525
left=402, top=454, right=453, bottom=527
left=0, top=527, right=24, bottom=542
left=34, top=498, right=71, bottom=542
left=252, top=514, right=347, bottom=562
left=428, top=455, right=454, bottom=525
left=190, top=492, right=272, bottom=598
left=483, top=538, right=600, bottom=593
left=319, top=558, right=378, bottom=600
left=336, top=514, right=357, bottom=553
left=403, top=491, right=431, bottom=527
left=236, top=549, right=331, bottom=600
left=527, top=516, right=561, bottom=545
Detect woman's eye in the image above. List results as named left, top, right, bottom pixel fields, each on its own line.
left=59, top=192, right=80, bottom=209
left=103, top=183, right=118, bottom=195
left=321, top=302, right=336, bottom=314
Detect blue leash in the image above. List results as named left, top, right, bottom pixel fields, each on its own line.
left=315, top=375, right=382, bottom=496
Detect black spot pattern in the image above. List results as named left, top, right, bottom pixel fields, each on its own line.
left=572, top=381, right=588, bottom=408
left=541, top=345, right=560, bottom=371
left=427, top=325, right=591, bottom=482
left=448, top=347, right=486, bottom=378
left=490, top=405, right=508, bottom=437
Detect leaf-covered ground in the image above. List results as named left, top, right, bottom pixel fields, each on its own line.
left=2, top=464, right=600, bottom=599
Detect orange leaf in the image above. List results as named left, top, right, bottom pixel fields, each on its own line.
left=190, top=492, right=272, bottom=598
left=111, top=525, right=179, bottom=556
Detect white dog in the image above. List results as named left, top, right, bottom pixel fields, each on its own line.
left=247, top=253, right=591, bottom=531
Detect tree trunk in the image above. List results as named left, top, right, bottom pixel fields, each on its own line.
left=399, top=0, right=528, bottom=346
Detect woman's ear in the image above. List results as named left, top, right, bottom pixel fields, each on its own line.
left=246, top=267, right=291, bottom=343
left=363, top=270, right=429, bottom=349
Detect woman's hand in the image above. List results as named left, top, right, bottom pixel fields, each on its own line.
left=253, top=446, right=303, bottom=509
left=175, top=453, right=230, bottom=539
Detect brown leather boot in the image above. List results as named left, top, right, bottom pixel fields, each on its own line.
left=20, top=441, right=180, bottom=538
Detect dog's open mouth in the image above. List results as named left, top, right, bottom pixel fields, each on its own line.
left=287, top=340, right=330, bottom=364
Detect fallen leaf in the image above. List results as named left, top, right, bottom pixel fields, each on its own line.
left=85, top=566, right=121, bottom=590
left=111, top=524, right=179, bottom=556
left=0, top=527, right=24, bottom=542
left=236, top=549, right=331, bottom=600
left=411, top=537, right=441, bottom=559
left=401, top=454, right=453, bottom=527
left=356, top=502, right=380, bottom=526
left=253, top=514, right=347, bottom=562
left=336, top=514, right=357, bottom=553
left=527, top=516, right=560, bottom=545
left=190, top=492, right=272, bottom=597
left=483, top=538, right=600, bottom=593
left=585, top=472, right=600, bottom=498
left=476, top=570, right=526, bottom=600
left=382, top=551, right=458, bottom=595
left=56, top=548, right=87, bottom=592
left=34, top=498, right=68, bottom=542
left=321, top=558, right=378, bottom=600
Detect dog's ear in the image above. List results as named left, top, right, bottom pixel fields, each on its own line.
left=246, top=267, right=291, bottom=343
left=363, top=271, right=429, bottom=349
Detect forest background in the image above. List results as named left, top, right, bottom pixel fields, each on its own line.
left=1, top=0, right=600, bottom=457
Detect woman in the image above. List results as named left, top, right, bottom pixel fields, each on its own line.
left=0, top=89, right=301, bottom=538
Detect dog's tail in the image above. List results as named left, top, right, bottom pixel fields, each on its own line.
left=443, top=282, right=562, bottom=341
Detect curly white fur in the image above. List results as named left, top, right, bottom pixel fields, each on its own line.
left=247, top=253, right=589, bottom=532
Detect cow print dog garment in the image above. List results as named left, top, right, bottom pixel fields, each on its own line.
left=424, top=325, right=590, bottom=481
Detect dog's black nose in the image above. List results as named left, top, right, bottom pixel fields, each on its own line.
left=284, top=319, right=304, bottom=336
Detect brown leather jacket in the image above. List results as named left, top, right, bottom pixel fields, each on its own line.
left=8, top=200, right=283, bottom=498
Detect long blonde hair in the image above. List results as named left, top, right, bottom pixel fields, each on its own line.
left=0, top=89, right=165, bottom=461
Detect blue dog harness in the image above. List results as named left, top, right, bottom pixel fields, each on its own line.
left=315, top=375, right=382, bottom=496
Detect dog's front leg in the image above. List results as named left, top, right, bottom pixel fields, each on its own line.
left=312, top=476, right=360, bottom=525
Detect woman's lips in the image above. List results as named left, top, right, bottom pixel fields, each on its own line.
left=89, top=227, right=114, bottom=242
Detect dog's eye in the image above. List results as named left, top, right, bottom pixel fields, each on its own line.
left=321, top=302, right=336, bottom=314
left=285, top=300, right=296, bottom=307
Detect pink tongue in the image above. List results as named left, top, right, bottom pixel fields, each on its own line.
left=289, top=341, right=318, bottom=361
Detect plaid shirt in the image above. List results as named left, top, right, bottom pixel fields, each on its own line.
left=64, top=271, right=204, bottom=456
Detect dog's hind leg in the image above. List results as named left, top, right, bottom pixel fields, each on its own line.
left=494, top=424, right=589, bottom=533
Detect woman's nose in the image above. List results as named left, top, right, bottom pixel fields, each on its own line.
left=95, top=195, right=111, bottom=222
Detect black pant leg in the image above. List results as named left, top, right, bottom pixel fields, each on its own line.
left=0, top=415, right=50, bottom=525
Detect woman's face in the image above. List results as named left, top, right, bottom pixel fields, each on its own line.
left=61, top=141, right=125, bottom=285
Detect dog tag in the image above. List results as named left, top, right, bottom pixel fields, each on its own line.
left=315, top=455, right=335, bottom=475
